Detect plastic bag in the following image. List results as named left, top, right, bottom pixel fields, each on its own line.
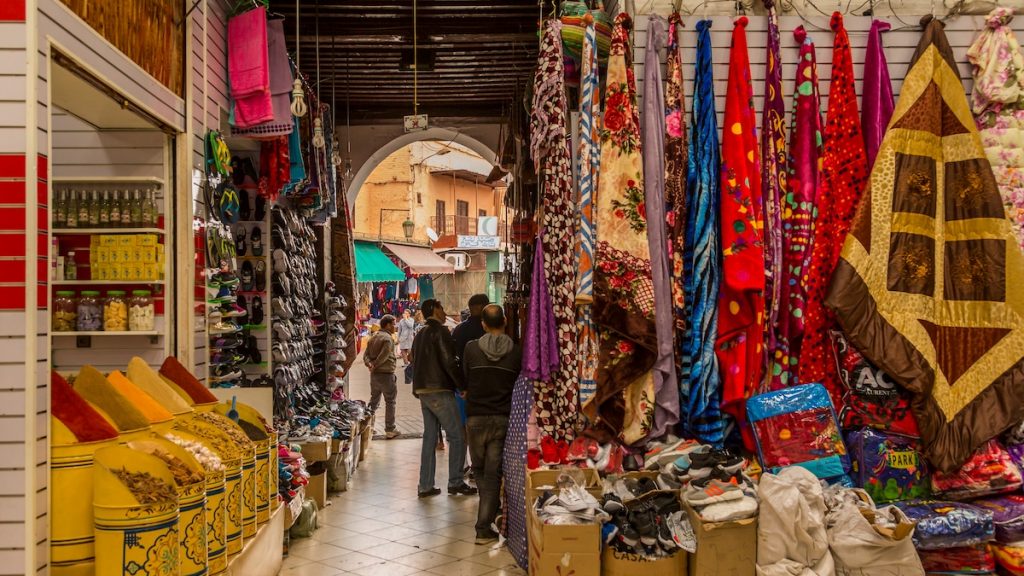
left=756, top=467, right=836, bottom=576
left=829, top=330, right=919, bottom=437
left=992, top=542, right=1024, bottom=575
left=288, top=499, right=319, bottom=539
left=846, top=428, right=929, bottom=504
left=931, top=440, right=1022, bottom=500
left=894, top=500, right=994, bottom=550
left=825, top=489, right=924, bottom=576
left=918, top=543, right=995, bottom=573
left=972, top=495, right=1024, bottom=544
left=747, top=384, right=851, bottom=483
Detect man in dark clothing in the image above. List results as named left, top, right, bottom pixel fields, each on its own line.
left=411, top=299, right=476, bottom=498
left=452, top=293, right=490, bottom=361
left=363, top=314, right=400, bottom=439
left=462, top=304, right=522, bottom=544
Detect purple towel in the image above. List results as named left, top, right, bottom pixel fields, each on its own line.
left=228, top=6, right=270, bottom=97
left=521, top=231, right=559, bottom=382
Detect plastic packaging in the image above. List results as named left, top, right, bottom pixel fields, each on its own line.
left=931, top=440, right=1022, bottom=500
left=993, top=542, right=1024, bottom=575
left=746, top=383, right=850, bottom=482
left=971, top=495, right=1024, bottom=544
left=830, top=330, right=920, bottom=437
left=846, top=428, right=929, bottom=504
left=129, top=290, right=155, bottom=331
left=76, top=290, right=102, bottom=331
left=103, top=290, right=128, bottom=331
left=918, top=543, right=995, bottom=573
left=894, top=500, right=994, bottom=550
left=53, top=291, right=77, bottom=332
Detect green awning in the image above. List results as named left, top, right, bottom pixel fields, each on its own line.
left=354, top=241, right=406, bottom=283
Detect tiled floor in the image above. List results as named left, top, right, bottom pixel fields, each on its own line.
left=348, top=356, right=427, bottom=438
left=279, top=437, right=525, bottom=576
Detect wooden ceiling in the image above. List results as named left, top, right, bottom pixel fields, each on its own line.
left=269, top=0, right=553, bottom=123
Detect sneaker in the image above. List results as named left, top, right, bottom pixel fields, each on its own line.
left=221, top=303, right=248, bottom=318
left=251, top=296, right=264, bottom=324
left=601, top=493, right=625, bottom=513
left=644, top=438, right=695, bottom=470
left=557, top=485, right=600, bottom=513
left=631, top=509, right=658, bottom=547
left=602, top=522, right=620, bottom=545
left=684, top=478, right=743, bottom=506
left=418, top=487, right=442, bottom=498
left=385, top=430, right=400, bottom=440
left=667, top=511, right=697, bottom=553
left=210, top=365, right=242, bottom=381
left=475, top=529, right=499, bottom=545
left=655, top=515, right=676, bottom=550
left=251, top=226, right=263, bottom=256
left=656, top=473, right=682, bottom=491
left=234, top=225, right=247, bottom=256
left=210, top=321, right=241, bottom=335
left=619, top=523, right=641, bottom=548
left=254, top=260, right=266, bottom=291
left=241, top=261, right=254, bottom=291
left=449, top=483, right=478, bottom=496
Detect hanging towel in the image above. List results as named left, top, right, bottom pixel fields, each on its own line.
left=772, top=25, right=822, bottom=389
left=228, top=6, right=272, bottom=127
left=529, top=20, right=579, bottom=441
left=665, top=12, right=692, bottom=423
left=576, top=19, right=601, bottom=411
left=863, top=20, right=895, bottom=169
left=644, top=15, right=680, bottom=439
left=968, top=8, right=1024, bottom=253
left=760, top=0, right=787, bottom=392
left=799, top=13, right=869, bottom=406
left=684, top=20, right=724, bottom=447
left=717, top=16, right=764, bottom=428
left=828, top=16, right=1024, bottom=473
left=587, top=13, right=656, bottom=445
left=231, top=17, right=294, bottom=138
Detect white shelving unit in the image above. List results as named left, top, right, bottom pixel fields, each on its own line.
left=52, top=331, right=160, bottom=337
left=51, top=280, right=165, bottom=286
left=50, top=227, right=166, bottom=235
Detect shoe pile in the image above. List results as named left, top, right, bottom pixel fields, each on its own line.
left=600, top=476, right=696, bottom=557
left=278, top=442, right=309, bottom=503
left=564, top=437, right=627, bottom=474
left=535, top=478, right=609, bottom=526
left=681, top=451, right=759, bottom=523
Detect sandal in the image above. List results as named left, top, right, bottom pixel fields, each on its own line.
left=234, top=224, right=247, bottom=256
left=254, top=260, right=267, bottom=292
left=250, top=226, right=263, bottom=256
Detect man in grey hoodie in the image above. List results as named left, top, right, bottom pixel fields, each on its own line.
left=462, top=304, right=522, bottom=544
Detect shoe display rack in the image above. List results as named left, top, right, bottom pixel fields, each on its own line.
left=323, top=281, right=349, bottom=392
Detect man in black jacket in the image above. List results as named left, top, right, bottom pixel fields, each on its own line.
left=411, top=299, right=476, bottom=498
left=462, top=304, right=522, bottom=544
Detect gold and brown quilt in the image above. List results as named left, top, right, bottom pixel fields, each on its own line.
left=828, top=16, right=1024, bottom=473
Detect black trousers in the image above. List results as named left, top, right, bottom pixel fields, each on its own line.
left=466, top=414, right=509, bottom=534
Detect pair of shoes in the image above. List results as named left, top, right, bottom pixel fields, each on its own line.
left=385, top=430, right=400, bottom=440
left=449, top=483, right=478, bottom=496
left=475, top=528, right=499, bottom=545
left=418, top=487, right=442, bottom=498
left=688, top=449, right=745, bottom=480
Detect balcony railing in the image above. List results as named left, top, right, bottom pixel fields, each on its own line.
left=431, top=216, right=506, bottom=239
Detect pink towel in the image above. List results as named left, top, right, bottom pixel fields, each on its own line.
left=228, top=6, right=270, bottom=98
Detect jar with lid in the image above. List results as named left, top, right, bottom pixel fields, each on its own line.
left=103, top=290, right=128, bottom=331
left=77, top=290, right=102, bottom=331
left=128, top=290, right=154, bottom=331
left=53, top=291, right=77, bottom=332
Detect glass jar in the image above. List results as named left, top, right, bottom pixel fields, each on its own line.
left=128, top=290, right=154, bottom=331
left=103, top=290, right=128, bottom=332
left=77, top=290, right=102, bottom=331
left=53, top=291, right=77, bottom=332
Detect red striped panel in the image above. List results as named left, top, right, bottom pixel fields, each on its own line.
left=37, top=181, right=47, bottom=209
left=38, top=284, right=47, bottom=308
left=0, top=1, right=25, bottom=22
left=0, top=234, right=25, bottom=258
left=0, top=259, right=24, bottom=283
left=0, top=182, right=25, bottom=204
left=37, top=155, right=47, bottom=181
left=0, top=155, right=25, bottom=179
left=0, top=286, right=26, bottom=310
left=0, top=206, right=26, bottom=231
left=36, top=207, right=47, bottom=232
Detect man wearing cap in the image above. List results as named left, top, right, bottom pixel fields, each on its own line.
left=363, top=314, right=400, bottom=440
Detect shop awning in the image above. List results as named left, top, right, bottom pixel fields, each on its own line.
left=383, top=243, right=455, bottom=275
left=354, top=241, right=406, bottom=283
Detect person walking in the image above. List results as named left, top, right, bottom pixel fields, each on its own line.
left=463, top=305, right=521, bottom=544
left=411, top=299, right=476, bottom=498
left=363, top=315, right=401, bottom=440
left=397, top=309, right=416, bottom=362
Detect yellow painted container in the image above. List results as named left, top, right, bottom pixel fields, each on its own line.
left=224, top=461, right=244, bottom=557
left=50, top=419, right=118, bottom=576
left=254, top=438, right=270, bottom=525
left=269, top=435, right=279, bottom=512
left=92, top=446, right=180, bottom=576
left=213, top=401, right=274, bottom=526
left=241, top=454, right=257, bottom=538
left=204, top=469, right=228, bottom=576
left=129, top=437, right=208, bottom=576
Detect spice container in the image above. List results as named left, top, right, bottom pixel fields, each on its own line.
left=53, top=291, right=77, bottom=332
left=103, top=290, right=128, bottom=332
left=128, top=290, right=154, bottom=331
left=77, top=290, right=102, bottom=331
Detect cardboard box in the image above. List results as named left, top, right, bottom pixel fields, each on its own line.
left=602, top=546, right=687, bottom=576
left=526, top=468, right=602, bottom=508
left=296, top=440, right=331, bottom=463
left=96, top=247, right=109, bottom=264
left=137, top=234, right=158, bottom=246
left=306, top=471, right=327, bottom=509
left=527, top=506, right=601, bottom=576
left=99, top=235, right=118, bottom=247
left=685, top=502, right=757, bottom=576
left=116, top=235, right=135, bottom=247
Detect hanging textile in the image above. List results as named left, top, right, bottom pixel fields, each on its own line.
left=587, top=13, right=656, bottom=445
left=576, top=19, right=601, bottom=411
left=683, top=20, right=724, bottom=446
left=644, top=15, right=680, bottom=439
left=760, top=0, right=787, bottom=391
left=772, top=26, right=823, bottom=389
left=529, top=20, right=579, bottom=440
left=828, top=16, right=1024, bottom=473
left=717, top=16, right=764, bottom=426
left=863, top=20, right=895, bottom=169
left=798, top=12, right=869, bottom=404
left=521, top=233, right=559, bottom=383
left=968, top=8, right=1024, bottom=253
left=665, top=12, right=691, bottom=414
left=503, top=375, right=533, bottom=569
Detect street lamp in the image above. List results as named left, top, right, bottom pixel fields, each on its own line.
left=402, top=218, right=415, bottom=241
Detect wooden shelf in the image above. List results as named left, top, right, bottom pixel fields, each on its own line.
left=52, top=330, right=160, bottom=336
left=52, top=280, right=164, bottom=286
left=51, top=227, right=165, bottom=235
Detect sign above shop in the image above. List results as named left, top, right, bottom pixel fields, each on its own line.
left=404, top=114, right=428, bottom=132
left=457, top=235, right=500, bottom=249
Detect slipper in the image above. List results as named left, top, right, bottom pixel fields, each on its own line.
left=250, top=226, right=263, bottom=256
left=239, top=186, right=251, bottom=221
left=254, top=195, right=266, bottom=221
left=231, top=156, right=244, bottom=186
left=251, top=296, right=264, bottom=325
left=254, top=260, right=267, bottom=292
left=241, top=261, right=254, bottom=292
left=234, top=224, right=247, bottom=256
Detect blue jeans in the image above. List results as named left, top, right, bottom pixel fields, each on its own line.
left=419, top=392, right=467, bottom=492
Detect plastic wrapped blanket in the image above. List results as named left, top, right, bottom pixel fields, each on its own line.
left=894, top=500, right=994, bottom=550
left=931, top=440, right=1022, bottom=500
left=846, top=428, right=929, bottom=503
left=830, top=330, right=919, bottom=437
left=918, top=543, right=995, bottom=573
left=993, top=542, right=1024, bottom=575
left=973, top=495, right=1024, bottom=544
left=756, top=466, right=836, bottom=576
left=747, top=383, right=850, bottom=483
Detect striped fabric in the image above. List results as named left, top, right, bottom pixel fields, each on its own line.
left=576, top=21, right=600, bottom=410
left=684, top=20, right=725, bottom=447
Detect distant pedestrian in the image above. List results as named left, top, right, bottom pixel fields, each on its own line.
left=462, top=305, right=521, bottom=544
left=363, top=315, right=400, bottom=440
left=397, top=309, right=416, bottom=362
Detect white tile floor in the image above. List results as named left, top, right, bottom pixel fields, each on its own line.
left=279, top=437, right=525, bottom=576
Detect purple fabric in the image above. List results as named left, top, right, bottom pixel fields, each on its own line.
left=974, top=495, right=1024, bottom=543
left=862, top=20, right=895, bottom=168
left=642, top=15, right=680, bottom=439
left=521, top=232, right=560, bottom=382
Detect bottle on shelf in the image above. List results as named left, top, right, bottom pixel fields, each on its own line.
left=119, top=190, right=132, bottom=227
left=64, top=251, right=76, bottom=280
left=77, top=189, right=89, bottom=227
left=130, top=189, right=143, bottom=227
left=142, top=189, right=157, bottom=228
left=66, top=190, right=78, bottom=229
left=88, top=190, right=100, bottom=227
left=99, top=190, right=110, bottom=227
left=109, top=190, right=122, bottom=227
left=55, top=190, right=66, bottom=228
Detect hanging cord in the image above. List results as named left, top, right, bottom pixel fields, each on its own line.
left=312, top=0, right=326, bottom=148
left=290, top=0, right=308, bottom=117
left=413, top=0, right=419, bottom=117
left=331, top=35, right=342, bottom=168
